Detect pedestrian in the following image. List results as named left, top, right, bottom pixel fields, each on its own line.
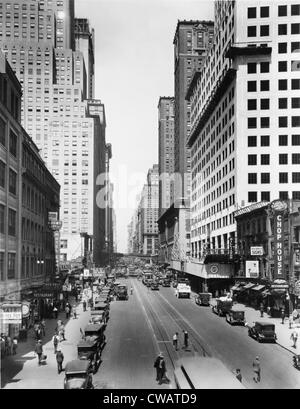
left=253, top=356, right=261, bottom=383
left=12, top=336, right=18, bottom=355
left=83, top=300, right=87, bottom=312
left=130, top=287, right=133, bottom=295
left=65, top=305, right=70, bottom=319
left=173, top=332, right=178, bottom=351
left=35, top=340, right=43, bottom=365
left=41, top=319, right=46, bottom=336
left=56, top=349, right=64, bottom=374
left=289, top=314, right=294, bottom=329
left=36, top=327, right=42, bottom=340
left=53, top=333, right=59, bottom=353
left=281, top=308, right=285, bottom=324
left=153, top=353, right=168, bottom=385
left=235, top=369, right=242, bottom=383
left=73, top=305, right=77, bottom=319
left=6, top=336, right=12, bottom=355
left=53, top=306, right=58, bottom=319
left=293, top=308, right=299, bottom=323
left=259, top=303, right=264, bottom=318
left=60, top=323, right=66, bottom=341
left=291, top=330, right=298, bottom=348
left=183, top=330, right=189, bottom=350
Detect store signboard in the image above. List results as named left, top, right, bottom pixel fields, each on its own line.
left=0, top=304, right=22, bottom=324
left=245, top=260, right=259, bottom=278
left=251, top=246, right=264, bottom=256
left=33, top=291, right=56, bottom=299
left=271, top=201, right=287, bottom=280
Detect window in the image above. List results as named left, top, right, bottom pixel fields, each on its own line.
left=292, top=24, right=300, bottom=34
left=292, top=135, right=300, bottom=145
left=261, top=192, right=270, bottom=202
left=292, top=98, right=300, bottom=108
left=260, top=25, right=269, bottom=36
left=248, top=99, right=257, bottom=110
left=292, top=117, right=300, bottom=127
left=278, top=5, right=287, bottom=16
left=248, top=26, right=257, bottom=37
left=248, top=81, right=257, bottom=92
left=279, top=98, right=288, bottom=109
left=279, top=116, right=288, bottom=127
left=279, top=172, right=288, bottom=183
left=260, top=99, right=269, bottom=110
left=278, top=24, right=287, bottom=35
left=279, top=79, right=288, bottom=90
left=248, top=192, right=257, bottom=202
left=0, top=204, right=4, bottom=233
left=248, top=173, right=257, bottom=184
left=9, top=129, right=17, bottom=157
left=248, top=135, right=257, bottom=147
left=9, top=169, right=17, bottom=195
left=278, top=61, right=287, bottom=72
left=292, top=153, right=300, bottom=164
left=248, top=154, right=257, bottom=165
left=293, top=191, right=300, bottom=200
left=8, top=208, right=16, bottom=236
left=279, top=191, right=289, bottom=200
left=279, top=135, right=288, bottom=146
left=292, top=79, right=300, bottom=89
left=279, top=153, right=288, bottom=164
left=261, top=117, right=270, bottom=128
left=292, top=60, right=300, bottom=71
left=260, top=135, right=270, bottom=147
left=261, top=173, right=270, bottom=183
left=248, top=118, right=257, bottom=128
left=0, top=161, right=5, bottom=188
left=7, top=253, right=16, bottom=279
left=0, top=117, right=6, bottom=146
left=260, top=80, right=269, bottom=91
left=261, top=154, right=270, bottom=165
left=260, top=62, right=269, bottom=73
left=248, top=7, right=256, bottom=18
left=247, top=63, right=256, bottom=74
left=292, top=5, right=300, bottom=15
left=291, top=42, right=300, bottom=52
left=278, top=42, right=287, bottom=53
left=292, top=172, right=300, bottom=183
left=260, top=6, right=269, bottom=18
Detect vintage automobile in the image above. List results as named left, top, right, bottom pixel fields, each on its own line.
left=226, top=310, right=246, bottom=325
left=212, top=297, right=233, bottom=316
left=84, top=323, right=106, bottom=349
left=64, top=359, right=94, bottom=389
left=151, top=281, right=159, bottom=290
left=162, top=278, right=171, bottom=287
left=195, top=292, right=212, bottom=306
left=77, top=339, right=100, bottom=373
left=95, top=294, right=110, bottom=304
left=248, top=321, right=277, bottom=343
left=91, top=312, right=105, bottom=325
left=115, top=284, right=128, bottom=300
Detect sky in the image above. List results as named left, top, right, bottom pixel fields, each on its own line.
left=75, top=0, right=214, bottom=253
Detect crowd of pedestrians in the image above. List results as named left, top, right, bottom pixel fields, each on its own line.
left=1, top=334, right=18, bottom=358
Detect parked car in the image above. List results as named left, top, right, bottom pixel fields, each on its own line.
left=77, top=339, right=100, bottom=373
left=64, top=359, right=94, bottom=389
left=248, top=321, right=277, bottom=343
left=212, top=297, right=233, bottom=316
left=195, top=293, right=212, bottom=306
left=151, top=282, right=159, bottom=290
left=226, top=310, right=245, bottom=325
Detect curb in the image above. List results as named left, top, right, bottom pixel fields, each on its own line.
left=276, top=340, right=299, bottom=355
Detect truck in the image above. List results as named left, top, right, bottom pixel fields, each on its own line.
left=175, top=279, right=191, bottom=298
left=212, top=296, right=233, bottom=316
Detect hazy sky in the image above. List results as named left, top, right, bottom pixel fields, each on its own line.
left=75, top=0, right=214, bottom=253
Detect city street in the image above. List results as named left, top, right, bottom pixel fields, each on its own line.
left=2, top=278, right=300, bottom=389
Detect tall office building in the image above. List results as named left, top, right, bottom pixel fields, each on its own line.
left=173, top=20, right=214, bottom=202
left=0, top=0, right=109, bottom=262
left=158, top=97, right=175, bottom=217
left=187, top=0, right=300, bottom=259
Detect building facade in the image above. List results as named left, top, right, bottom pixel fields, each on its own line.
left=0, top=0, right=109, bottom=262
left=0, top=53, right=60, bottom=335
left=186, top=1, right=300, bottom=280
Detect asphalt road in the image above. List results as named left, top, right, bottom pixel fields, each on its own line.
left=95, top=278, right=300, bottom=389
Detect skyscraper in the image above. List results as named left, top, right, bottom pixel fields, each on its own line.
left=0, top=0, right=109, bottom=262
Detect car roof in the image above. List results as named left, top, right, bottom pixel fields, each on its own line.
left=77, top=339, right=98, bottom=347
left=94, top=302, right=107, bottom=307
left=84, top=323, right=104, bottom=332
left=255, top=321, right=275, bottom=326
left=65, top=359, right=90, bottom=373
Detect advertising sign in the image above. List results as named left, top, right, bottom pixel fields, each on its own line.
left=33, top=291, right=56, bottom=299
left=250, top=246, right=264, bottom=256
left=271, top=200, right=287, bottom=280
left=245, top=260, right=259, bottom=278
left=0, top=304, right=22, bottom=324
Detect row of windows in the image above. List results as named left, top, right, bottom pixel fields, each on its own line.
left=248, top=172, right=300, bottom=184
left=248, top=79, right=300, bottom=92
left=248, top=116, right=300, bottom=128
left=248, top=134, right=300, bottom=147
left=248, top=5, right=300, bottom=18
left=248, top=23, right=300, bottom=37
left=248, top=191, right=300, bottom=202
left=248, top=98, right=300, bottom=110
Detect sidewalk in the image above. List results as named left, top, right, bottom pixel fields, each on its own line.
left=1, top=300, right=91, bottom=389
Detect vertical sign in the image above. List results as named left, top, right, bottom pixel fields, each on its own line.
left=271, top=201, right=288, bottom=280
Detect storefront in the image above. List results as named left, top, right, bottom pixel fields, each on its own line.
left=0, top=303, right=22, bottom=338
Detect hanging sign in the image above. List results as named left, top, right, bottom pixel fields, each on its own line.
left=271, top=200, right=288, bottom=280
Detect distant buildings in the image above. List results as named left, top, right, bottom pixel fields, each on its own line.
left=0, top=0, right=111, bottom=264
left=0, top=53, right=60, bottom=330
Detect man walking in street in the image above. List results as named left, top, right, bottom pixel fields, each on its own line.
left=281, top=308, right=285, bottom=324
left=253, top=356, right=261, bottom=383
left=235, top=369, right=242, bottom=383
left=53, top=333, right=59, bottom=353
left=56, top=349, right=64, bottom=374
left=183, top=330, right=189, bottom=350
left=153, top=353, right=168, bottom=385
left=12, top=337, right=18, bottom=355
left=173, top=332, right=178, bottom=351
left=259, top=303, right=264, bottom=318
left=35, top=340, right=43, bottom=365
left=65, top=305, right=70, bottom=319
left=53, top=306, right=58, bottom=319
left=291, top=330, right=298, bottom=349
left=83, top=300, right=87, bottom=312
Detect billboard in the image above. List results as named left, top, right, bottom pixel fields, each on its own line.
left=245, top=260, right=259, bottom=278
left=271, top=200, right=288, bottom=280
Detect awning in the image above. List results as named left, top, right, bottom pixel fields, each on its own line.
left=231, top=285, right=240, bottom=291
left=243, top=283, right=256, bottom=290
left=251, top=285, right=265, bottom=292
left=262, top=289, right=271, bottom=297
